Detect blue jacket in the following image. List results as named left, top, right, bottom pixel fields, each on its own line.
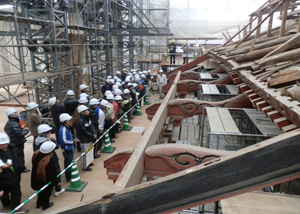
left=58, top=125, right=74, bottom=151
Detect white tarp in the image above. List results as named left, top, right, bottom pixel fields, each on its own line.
left=169, top=0, right=281, bottom=39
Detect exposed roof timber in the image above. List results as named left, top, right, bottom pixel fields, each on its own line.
left=250, top=0, right=300, bottom=16
left=56, top=131, right=300, bottom=214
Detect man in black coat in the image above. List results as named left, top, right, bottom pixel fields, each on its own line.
left=75, top=105, right=96, bottom=171
left=64, top=90, right=79, bottom=116
left=48, top=97, right=67, bottom=140
left=0, top=133, right=26, bottom=212
left=4, top=108, right=29, bottom=173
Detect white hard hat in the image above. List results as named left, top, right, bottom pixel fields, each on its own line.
left=59, top=113, right=72, bottom=123
left=106, top=94, right=115, bottom=100
left=66, top=90, right=74, bottom=96
left=27, top=102, right=39, bottom=110
left=115, top=95, right=123, bottom=101
left=80, top=93, right=88, bottom=98
left=133, top=83, right=138, bottom=88
left=38, top=124, right=52, bottom=134
left=40, top=141, right=56, bottom=154
left=109, top=79, right=115, bottom=84
left=80, top=84, right=88, bottom=91
left=114, top=88, right=122, bottom=96
left=143, top=71, right=148, bottom=74
left=105, top=90, right=112, bottom=96
left=79, top=97, right=88, bottom=104
left=123, top=89, right=130, bottom=94
left=113, top=85, right=118, bottom=90
left=116, top=78, right=121, bottom=83
left=78, top=105, right=89, bottom=113
left=107, top=75, right=112, bottom=79
left=48, top=97, right=56, bottom=106
left=159, top=69, right=163, bottom=73
left=128, top=83, right=133, bottom=87
left=125, top=76, right=131, bottom=82
left=0, top=133, right=10, bottom=144
left=5, top=108, right=17, bottom=117
left=141, top=74, right=146, bottom=78
left=100, top=99, right=109, bottom=107
left=116, top=82, right=122, bottom=87
left=116, top=71, right=121, bottom=75
left=89, top=98, right=99, bottom=106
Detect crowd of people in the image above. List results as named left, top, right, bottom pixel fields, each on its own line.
left=0, top=68, right=168, bottom=212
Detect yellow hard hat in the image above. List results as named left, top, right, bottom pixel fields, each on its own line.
left=183, top=40, right=187, bottom=44
left=171, top=39, right=175, bottom=43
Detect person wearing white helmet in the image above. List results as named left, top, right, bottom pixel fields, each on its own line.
left=58, top=113, right=78, bottom=181
left=107, top=94, right=119, bottom=138
left=114, top=88, right=122, bottom=96
left=75, top=105, right=96, bottom=171
left=79, top=96, right=89, bottom=105
left=157, top=69, right=167, bottom=99
left=0, top=132, right=28, bottom=212
left=101, top=79, right=113, bottom=96
left=115, top=70, right=121, bottom=80
left=112, top=85, right=118, bottom=91
left=88, top=99, right=101, bottom=159
left=103, top=95, right=116, bottom=142
left=35, top=124, right=54, bottom=150
left=182, top=40, right=190, bottom=64
left=169, top=39, right=177, bottom=64
left=128, top=83, right=137, bottom=115
left=122, top=88, right=133, bottom=120
left=27, top=102, right=42, bottom=150
left=4, top=108, right=30, bottom=173
left=115, top=95, right=124, bottom=131
left=80, top=84, right=89, bottom=93
left=64, top=90, right=79, bottom=116
left=35, top=124, right=65, bottom=197
left=48, top=97, right=67, bottom=141
left=31, top=141, right=60, bottom=210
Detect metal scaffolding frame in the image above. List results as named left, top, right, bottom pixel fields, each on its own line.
left=0, top=0, right=171, bottom=108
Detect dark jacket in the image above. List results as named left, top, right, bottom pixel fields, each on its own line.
left=169, top=43, right=177, bottom=53
left=31, top=150, right=59, bottom=190
left=89, top=107, right=98, bottom=134
left=50, top=104, right=67, bottom=128
left=75, top=114, right=95, bottom=144
left=64, top=97, right=79, bottom=116
left=0, top=145, right=23, bottom=189
left=4, top=117, right=29, bottom=145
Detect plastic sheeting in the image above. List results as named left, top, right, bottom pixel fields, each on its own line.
left=169, top=0, right=281, bottom=39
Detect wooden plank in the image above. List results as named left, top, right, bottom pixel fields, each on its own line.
left=222, top=192, right=300, bottom=214
left=217, top=108, right=240, bottom=134
left=217, top=73, right=228, bottom=79
left=208, top=84, right=220, bottom=94
left=113, top=71, right=181, bottom=191
left=268, top=70, right=300, bottom=88
left=188, top=125, right=195, bottom=141
left=206, top=107, right=225, bottom=132
left=201, top=84, right=211, bottom=94
left=225, top=85, right=238, bottom=94
left=57, top=131, right=300, bottom=214
left=180, top=125, right=188, bottom=141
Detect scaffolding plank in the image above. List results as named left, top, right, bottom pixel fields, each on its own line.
left=208, top=84, right=220, bottom=94
left=218, top=108, right=240, bottom=134
left=225, top=85, right=239, bottom=95
left=206, top=108, right=225, bottom=132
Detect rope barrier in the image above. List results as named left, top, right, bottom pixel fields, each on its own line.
left=11, top=93, right=147, bottom=213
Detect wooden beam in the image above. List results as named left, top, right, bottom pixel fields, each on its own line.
left=261, top=32, right=300, bottom=59
left=221, top=16, right=258, bottom=47
left=113, top=71, right=181, bottom=191
left=255, top=12, right=263, bottom=39
left=234, top=1, right=285, bottom=49
left=279, top=0, right=290, bottom=37
left=57, top=131, right=300, bottom=214
left=268, top=70, right=300, bottom=88
left=267, top=5, right=274, bottom=37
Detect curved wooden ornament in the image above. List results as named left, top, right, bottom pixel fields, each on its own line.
left=168, top=93, right=252, bottom=126
left=169, top=71, right=199, bottom=82
left=210, top=67, right=226, bottom=74
left=144, top=144, right=232, bottom=180
left=145, top=103, right=161, bottom=121
left=103, top=149, right=134, bottom=182
left=163, top=75, right=233, bottom=96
